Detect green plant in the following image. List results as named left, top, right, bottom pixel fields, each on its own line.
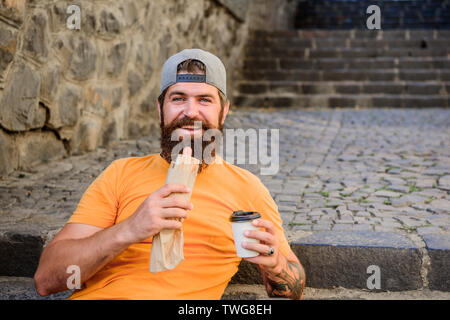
left=409, top=185, right=423, bottom=193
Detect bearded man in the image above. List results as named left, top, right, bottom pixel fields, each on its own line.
left=34, top=49, right=306, bottom=300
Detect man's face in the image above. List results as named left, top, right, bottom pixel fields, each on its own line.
left=159, top=81, right=228, bottom=133
left=158, top=78, right=230, bottom=170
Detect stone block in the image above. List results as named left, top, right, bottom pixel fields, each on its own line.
left=366, top=72, right=396, bottom=81
left=16, top=131, right=67, bottom=170
left=0, top=23, right=17, bottom=81
left=372, top=97, right=402, bottom=108
left=0, top=228, right=43, bottom=277
left=328, top=97, right=357, bottom=108
left=39, top=64, right=61, bottom=105
left=118, top=0, right=138, bottom=28
left=0, top=0, right=26, bottom=26
left=0, top=277, right=72, bottom=300
left=106, top=42, right=127, bottom=77
left=269, top=82, right=301, bottom=94
left=0, top=130, right=18, bottom=176
left=405, top=83, right=442, bottom=95
left=22, top=11, right=50, bottom=64
left=98, top=8, right=121, bottom=36
left=363, top=83, right=402, bottom=94
left=47, top=83, right=80, bottom=130
left=301, top=83, right=333, bottom=94
left=69, top=114, right=103, bottom=154
left=127, top=69, right=143, bottom=98
left=215, top=0, right=249, bottom=22
left=438, top=175, right=450, bottom=191
left=399, top=71, right=438, bottom=81
left=0, top=61, right=41, bottom=132
left=291, top=231, right=422, bottom=291
left=422, top=234, right=450, bottom=291
left=66, top=35, right=97, bottom=81
left=334, top=84, right=361, bottom=94
left=58, top=84, right=80, bottom=127
left=244, top=58, right=277, bottom=70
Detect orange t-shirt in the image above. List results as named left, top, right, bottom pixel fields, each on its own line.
left=67, top=153, right=291, bottom=300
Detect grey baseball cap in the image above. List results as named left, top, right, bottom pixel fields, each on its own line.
left=160, top=48, right=227, bottom=97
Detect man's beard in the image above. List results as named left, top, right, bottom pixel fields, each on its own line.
left=160, top=116, right=224, bottom=173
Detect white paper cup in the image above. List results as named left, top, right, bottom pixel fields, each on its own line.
left=230, top=211, right=261, bottom=258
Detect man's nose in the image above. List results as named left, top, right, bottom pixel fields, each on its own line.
left=183, top=98, right=200, bottom=118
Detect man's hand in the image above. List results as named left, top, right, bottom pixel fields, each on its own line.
left=122, top=183, right=194, bottom=244
left=241, top=219, right=283, bottom=274
left=241, top=219, right=306, bottom=300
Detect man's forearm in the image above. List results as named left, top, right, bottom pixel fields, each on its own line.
left=34, top=222, right=132, bottom=296
left=261, top=256, right=306, bottom=300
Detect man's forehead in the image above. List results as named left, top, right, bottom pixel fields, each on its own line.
left=166, top=81, right=220, bottom=97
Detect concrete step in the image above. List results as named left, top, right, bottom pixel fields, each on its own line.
left=237, top=81, right=450, bottom=96
left=224, top=284, right=450, bottom=300
left=1, top=229, right=449, bottom=299
left=231, top=231, right=450, bottom=292
left=243, top=57, right=450, bottom=71
left=248, top=39, right=450, bottom=50
left=233, top=93, right=449, bottom=108
left=241, top=69, right=450, bottom=82
left=2, top=277, right=450, bottom=300
left=250, top=29, right=450, bottom=40
left=244, top=47, right=449, bottom=59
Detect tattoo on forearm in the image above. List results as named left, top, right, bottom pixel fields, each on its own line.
left=262, top=259, right=306, bottom=300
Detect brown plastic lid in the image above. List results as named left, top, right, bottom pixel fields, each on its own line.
left=230, top=210, right=261, bottom=222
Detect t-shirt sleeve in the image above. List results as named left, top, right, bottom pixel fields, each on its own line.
left=251, top=179, right=292, bottom=258
left=67, top=160, right=120, bottom=228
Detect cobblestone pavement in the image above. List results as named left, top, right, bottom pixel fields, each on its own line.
left=0, top=108, right=449, bottom=244
left=226, top=108, right=450, bottom=238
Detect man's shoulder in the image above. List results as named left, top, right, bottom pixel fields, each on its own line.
left=102, top=154, right=163, bottom=178
left=111, top=153, right=159, bottom=167
left=216, top=159, right=264, bottom=188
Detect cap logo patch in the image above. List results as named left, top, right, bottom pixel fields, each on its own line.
left=176, top=74, right=206, bottom=83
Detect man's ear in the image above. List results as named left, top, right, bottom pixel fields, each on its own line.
left=221, top=100, right=230, bottom=126
left=157, top=100, right=162, bottom=123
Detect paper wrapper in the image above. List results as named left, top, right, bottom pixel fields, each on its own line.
left=149, top=153, right=199, bottom=273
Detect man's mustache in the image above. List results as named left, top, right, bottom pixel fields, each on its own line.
left=163, top=117, right=215, bottom=132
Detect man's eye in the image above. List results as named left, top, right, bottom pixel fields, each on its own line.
left=201, top=98, right=211, bottom=103
left=172, top=97, right=183, bottom=101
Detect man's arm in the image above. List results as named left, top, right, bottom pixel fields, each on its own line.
left=34, top=183, right=193, bottom=296
left=34, top=222, right=132, bottom=296
left=241, top=219, right=306, bottom=300
left=259, top=251, right=306, bottom=300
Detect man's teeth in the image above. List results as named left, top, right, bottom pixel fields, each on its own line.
left=182, top=126, right=201, bottom=129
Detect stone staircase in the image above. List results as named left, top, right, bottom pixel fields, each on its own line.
left=234, top=0, right=450, bottom=109
left=295, top=0, right=450, bottom=30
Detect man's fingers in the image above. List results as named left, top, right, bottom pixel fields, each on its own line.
left=160, top=207, right=189, bottom=220
left=244, top=229, right=273, bottom=243
left=159, top=196, right=193, bottom=210
left=156, top=183, right=190, bottom=198
left=242, top=241, right=272, bottom=255
left=252, top=219, right=276, bottom=236
left=161, top=219, right=183, bottom=230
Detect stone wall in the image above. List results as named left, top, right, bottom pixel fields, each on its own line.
left=247, top=0, right=298, bottom=30
left=0, top=0, right=251, bottom=176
